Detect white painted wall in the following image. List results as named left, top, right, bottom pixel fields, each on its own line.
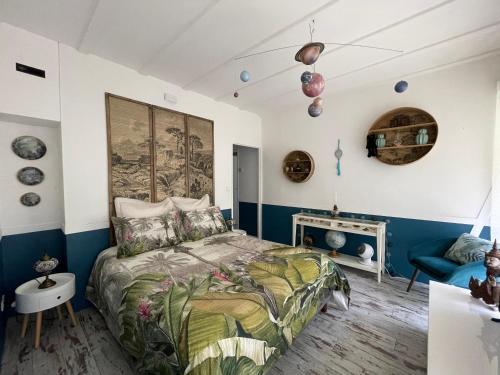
left=0, top=23, right=60, bottom=123
left=262, top=55, right=500, bottom=224
left=0, top=120, right=64, bottom=235
left=491, top=82, right=500, bottom=239
left=58, top=44, right=262, bottom=234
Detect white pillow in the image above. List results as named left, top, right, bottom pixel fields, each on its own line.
left=171, top=194, right=210, bottom=211
left=114, top=197, right=175, bottom=218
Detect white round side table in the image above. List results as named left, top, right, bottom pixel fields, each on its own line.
left=15, top=273, right=77, bottom=349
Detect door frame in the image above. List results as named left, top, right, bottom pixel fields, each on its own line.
left=232, top=144, right=262, bottom=239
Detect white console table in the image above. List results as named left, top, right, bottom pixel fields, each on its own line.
left=292, top=213, right=386, bottom=282
left=428, top=281, right=499, bottom=375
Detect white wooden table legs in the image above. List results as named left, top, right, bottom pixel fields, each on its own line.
left=292, top=218, right=297, bottom=247
left=20, top=314, right=29, bottom=337
left=65, top=300, right=78, bottom=327
left=34, top=311, right=42, bottom=349
left=19, top=299, right=77, bottom=349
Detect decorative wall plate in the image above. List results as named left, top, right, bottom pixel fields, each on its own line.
left=17, top=167, right=44, bottom=186
left=11, top=136, right=47, bottom=160
left=20, top=192, right=41, bottom=206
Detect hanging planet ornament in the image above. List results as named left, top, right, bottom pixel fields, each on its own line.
left=300, top=71, right=313, bottom=84
left=308, top=100, right=323, bottom=118
left=240, top=70, right=250, bottom=82
left=312, top=97, right=323, bottom=106
left=394, top=80, right=408, bottom=93
left=295, top=42, right=325, bottom=65
left=233, top=91, right=239, bottom=98
left=302, top=72, right=325, bottom=97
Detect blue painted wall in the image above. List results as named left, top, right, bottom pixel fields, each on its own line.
left=239, top=202, right=258, bottom=236
left=262, top=203, right=490, bottom=284
left=65, top=228, right=110, bottom=311
left=1, top=229, right=66, bottom=304
left=0, top=237, right=4, bottom=363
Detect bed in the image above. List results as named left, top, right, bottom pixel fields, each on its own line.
left=87, top=231, right=350, bottom=374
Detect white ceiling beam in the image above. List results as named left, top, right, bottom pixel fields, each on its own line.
left=76, top=0, right=100, bottom=52
left=181, top=0, right=341, bottom=91
left=137, top=0, right=221, bottom=75
left=215, top=0, right=456, bottom=102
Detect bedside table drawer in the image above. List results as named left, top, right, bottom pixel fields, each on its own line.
left=38, top=286, right=74, bottom=311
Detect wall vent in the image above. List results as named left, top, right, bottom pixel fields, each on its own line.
left=16, top=63, right=45, bottom=78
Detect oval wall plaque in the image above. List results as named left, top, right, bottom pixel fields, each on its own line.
left=17, top=167, right=45, bottom=186
left=20, top=192, right=41, bottom=207
left=11, top=136, right=47, bottom=160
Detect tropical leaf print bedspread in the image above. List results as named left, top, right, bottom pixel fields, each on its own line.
left=87, top=232, right=350, bottom=374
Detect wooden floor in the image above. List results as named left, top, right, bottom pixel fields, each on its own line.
left=1, top=269, right=429, bottom=375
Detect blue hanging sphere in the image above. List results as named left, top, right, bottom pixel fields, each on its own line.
left=301, top=71, right=313, bottom=84
left=394, top=80, right=408, bottom=93
left=240, top=70, right=250, bottom=82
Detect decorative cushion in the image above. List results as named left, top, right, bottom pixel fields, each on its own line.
left=413, top=256, right=459, bottom=278
left=443, top=233, right=492, bottom=265
left=112, top=210, right=182, bottom=258
left=171, top=194, right=210, bottom=212
left=114, top=197, right=174, bottom=218
left=181, top=206, right=228, bottom=241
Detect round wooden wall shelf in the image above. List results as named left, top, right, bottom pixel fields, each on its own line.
left=368, top=107, right=438, bottom=165
left=283, top=150, right=315, bottom=183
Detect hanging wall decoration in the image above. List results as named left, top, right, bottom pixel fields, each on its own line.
left=20, top=192, right=41, bottom=207
left=17, top=167, right=44, bottom=186
left=11, top=136, right=47, bottom=160
left=233, top=19, right=403, bottom=118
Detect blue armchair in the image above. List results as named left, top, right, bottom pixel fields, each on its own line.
left=406, top=238, right=487, bottom=292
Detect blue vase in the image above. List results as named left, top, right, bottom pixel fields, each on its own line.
left=375, top=134, right=386, bottom=147
left=416, top=129, right=429, bottom=145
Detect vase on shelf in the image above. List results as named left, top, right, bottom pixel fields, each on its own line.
left=416, top=129, right=429, bottom=145
left=375, top=134, right=386, bottom=148
left=393, top=132, right=403, bottom=147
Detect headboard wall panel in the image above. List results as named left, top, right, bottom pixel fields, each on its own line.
left=153, top=107, right=188, bottom=200
left=105, top=93, right=214, bottom=220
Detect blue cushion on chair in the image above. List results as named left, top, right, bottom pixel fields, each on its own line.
left=412, top=256, right=460, bottom=278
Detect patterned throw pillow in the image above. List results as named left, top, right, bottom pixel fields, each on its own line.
left=443, top=233, right=492, bottom=265
left=181, top=206, right=228, bottom=241
left=112, top=210, right=182, bottom=258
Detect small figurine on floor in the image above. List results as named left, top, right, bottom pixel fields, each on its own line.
left=469, top=239, right=500, bottom=322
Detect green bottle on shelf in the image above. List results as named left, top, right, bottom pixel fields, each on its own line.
left=416, top=129, right=429, bottom=145
left=375, top=134, right=386, bottom=147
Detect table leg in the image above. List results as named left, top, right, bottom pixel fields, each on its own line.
left=34, top=311, right=42, bottom=349
left=292, top=218, right=296, bottom=247
left=56, top=305, right=63, bottom=320
left=65, top=300, right=77, bottom=327
left=20, top=314, right=29, bottom=337
left=300, top=225, right=304, bottom=246
left=376, top=229, right=383, bottom=283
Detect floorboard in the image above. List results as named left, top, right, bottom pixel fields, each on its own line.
left=1, top=268, right=429, bottom=375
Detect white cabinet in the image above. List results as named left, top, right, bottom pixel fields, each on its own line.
left=0, top=23, right=60, bottom=123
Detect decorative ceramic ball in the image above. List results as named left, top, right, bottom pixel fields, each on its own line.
left=312, top=97, right=323, bottom=106
left=325, top=230, right=346, bottom=250
left=302, top=73, right=325, bottom=97
left=240, top=70, right=250, bottom=82
left=357, top=243, right=374, bottom=265
left=308, top=102, right=323, bottom=117
left=394, top=80, right=408, bottom=93
left=301, top=71, right=313, bottom=84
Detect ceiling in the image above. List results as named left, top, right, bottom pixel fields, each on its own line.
left=1, top=0, right=500, bottom=115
